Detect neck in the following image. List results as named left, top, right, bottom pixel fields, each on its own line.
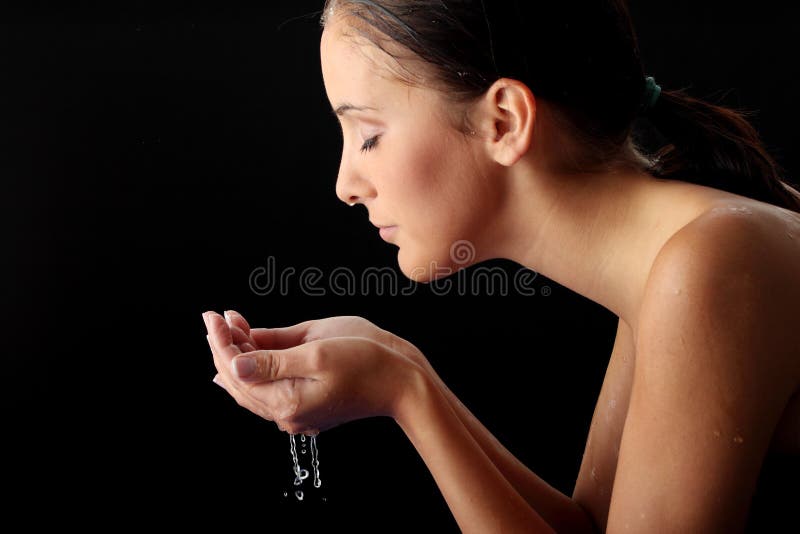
left=484, top=165, right=707, bottom=327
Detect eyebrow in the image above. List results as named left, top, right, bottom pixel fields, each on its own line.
left=333, top=103, right=379, bottom=116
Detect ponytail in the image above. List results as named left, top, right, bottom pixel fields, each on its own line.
left=638, top=87, right=800, bottom=212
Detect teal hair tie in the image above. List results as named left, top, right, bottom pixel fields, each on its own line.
left=640, top=76, right=662, bottom=114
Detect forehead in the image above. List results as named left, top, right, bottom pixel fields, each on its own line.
left=322, top=23, right=396, bottom=87
left=320, top=16, right=430, bottom=106
left=319, top=15, right=461, bottom=131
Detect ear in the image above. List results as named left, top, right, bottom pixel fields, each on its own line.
left=475, top=78, right=536, bottom=167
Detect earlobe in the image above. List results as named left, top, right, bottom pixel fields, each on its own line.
left=485, top=78, right=536, bottom=167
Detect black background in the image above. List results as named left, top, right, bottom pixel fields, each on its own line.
left=5, top=2, right=799, bottom=530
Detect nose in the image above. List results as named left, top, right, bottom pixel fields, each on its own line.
left=335, top=151, right=375, bottom=207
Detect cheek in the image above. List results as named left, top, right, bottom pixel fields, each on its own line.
left=395, top=132, right=474, bottom=226
left=391, top=135, right=484, bottom=280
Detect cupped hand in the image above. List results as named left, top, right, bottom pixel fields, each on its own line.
left=218, top=310, right=437, bottom=382
left=203, top=311, right=421, bottom=435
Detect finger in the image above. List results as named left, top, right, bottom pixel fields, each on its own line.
left=209, top=338, right=294, bottom=423
left=206, top=334, right=239, bottom=387
left=230, top=345, right=315, bottom=383
left=207, top=336, right=271, bottom=414
left=230, top=325, right=257, bottom=353
left=205, top=313, right=245, bottom=391
left=249, top=320, right=314, bottom=350
left=212, top=373, right=229, bottom=392
left=202, top=310, right=214, bottom=331
left=224, top=309, right=251, bottom=336
left=205, top=312, right=241, bottom=359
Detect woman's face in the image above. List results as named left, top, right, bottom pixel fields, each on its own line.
left=320, top=16, right=504, bottom=282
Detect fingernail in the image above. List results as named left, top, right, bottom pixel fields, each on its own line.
left=232, top=356, right=257, bottom=379
left=212, top=374, right=228, bottom=391
left=224, top=311, right=232, bottom=327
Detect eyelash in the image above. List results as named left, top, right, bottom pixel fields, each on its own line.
left=360, top=135, right=380, bottom=153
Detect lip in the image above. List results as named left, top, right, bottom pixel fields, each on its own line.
left=378, top=225, right=397, bottom=240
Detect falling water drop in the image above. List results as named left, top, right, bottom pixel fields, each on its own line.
left=287, top=432, right=323, bottom=499
left=301, top=435, right=306, bottom=443
left=311, top=435, right=322, bottom=489
left=289, top=434, right=301, bottom=485
left=294, top=469, right=309, bottom=486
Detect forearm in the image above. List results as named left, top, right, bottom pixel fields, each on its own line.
left=382, top=333, right=595, bottom=533
left=430, top=371, right=597, bottom=534
left=394, top=369, right=556, bottom=533
left=394, top=356, right=596, bottom=534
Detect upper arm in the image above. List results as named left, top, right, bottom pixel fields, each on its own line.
left=606, top=211, right=795, bottom=533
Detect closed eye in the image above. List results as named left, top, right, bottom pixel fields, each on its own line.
left=361, top=135, right=380, bottom=153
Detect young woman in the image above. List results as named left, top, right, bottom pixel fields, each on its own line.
left=204, top=1, right=800, bottom=531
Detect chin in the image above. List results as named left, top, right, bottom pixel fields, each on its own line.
left=397, top=248, right=466, bottom=284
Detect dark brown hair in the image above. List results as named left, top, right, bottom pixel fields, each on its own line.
left=320, top=0, right=800, bottom=212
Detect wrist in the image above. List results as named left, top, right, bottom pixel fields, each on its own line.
left=376, top=326, right=429, bottom=367
left=391, top=358, right=437, bottom=428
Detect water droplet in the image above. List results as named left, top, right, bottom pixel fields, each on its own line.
left=289, top=434, right=301, bottom=482
left=591, top=466, right=598, bottom=480
left=295, top=490, right=304, bottom=501
left=788, top=232, right=795, bottom=240
left=605, top=399, right=617, bottom=423
left=673, top=288, right=682, bottom=295
left=712, top=204, right=753, bottom=215
left=733, top=435, right=744, bottom=444
left=322, top=497, right=328, bottom=503
left=311, top=435, right=322, bottom=489
left=730, top=205, right=752, bottom=214
left=713, top=429, right=721, bottom=438
left=294, top=468, right=309, bottom=485
left=288, top=433, right=322, bottom=494
left=283, top=491, right=288, bottom=498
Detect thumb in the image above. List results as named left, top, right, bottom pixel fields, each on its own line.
left=230, top=348, right=306, bottom=382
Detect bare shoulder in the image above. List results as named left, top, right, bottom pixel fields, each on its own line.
left=645, top=198, right=800, bottom=291
left=604, top=199, right=800, bottom=532
left=639, top=198, right=800, bottom=380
